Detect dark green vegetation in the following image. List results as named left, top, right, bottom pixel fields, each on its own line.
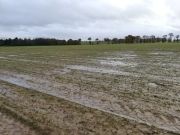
left=0, top=38, right=81, bottom=46
left=0, top=33, right=179, bottom=46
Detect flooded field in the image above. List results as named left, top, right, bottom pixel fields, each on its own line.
left=0, top=44, right=180, bottom=134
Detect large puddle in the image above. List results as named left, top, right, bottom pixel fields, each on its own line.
left=67, top=65, right=134, bottom=76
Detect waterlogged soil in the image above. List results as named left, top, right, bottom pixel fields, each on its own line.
left=0, top=80, right=176, bottom=135
left=0, top=112, right=36, bottom=135
left=0, top=48, right=180, bottom=134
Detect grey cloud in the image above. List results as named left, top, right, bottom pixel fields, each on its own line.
left=0, top=0, right=180, bottom=39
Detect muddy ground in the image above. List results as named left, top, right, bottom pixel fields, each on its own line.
left=0, top=44, right=180, bottom=134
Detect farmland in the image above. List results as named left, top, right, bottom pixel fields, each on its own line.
left=0, top=43, right=180, bottom=135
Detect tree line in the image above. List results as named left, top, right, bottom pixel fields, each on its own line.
left=0, top=33, right=179, bottom=46
left=88, top=33, right=180, bottom=44
left=0, top=38, right=81, bottom=46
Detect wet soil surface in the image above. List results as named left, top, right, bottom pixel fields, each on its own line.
left=0, top=112, right=36, bottom=135
left=0, top=50, right=180, bottom=134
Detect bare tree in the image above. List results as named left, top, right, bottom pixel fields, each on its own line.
left=104, top=38, right=111, bottom=44
left=176, top=35, right=180, bottom=42
left=150, top=35, right=156, bottom=43
left=163, top=35, right=167, bottom=39
left=142, top=35, right=148, bottom=43
left=88, top=37, right=92, bottom=45
left=168, top=33, right=174, bottom=42
left=135, top=36, right=141, bottom=43
left=162, top=35, right=167, bottom=42
left=95, top=38, right=99, bottom=44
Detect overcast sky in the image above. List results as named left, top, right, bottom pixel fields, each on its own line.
left=0, top=0, right=180, bottom=39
